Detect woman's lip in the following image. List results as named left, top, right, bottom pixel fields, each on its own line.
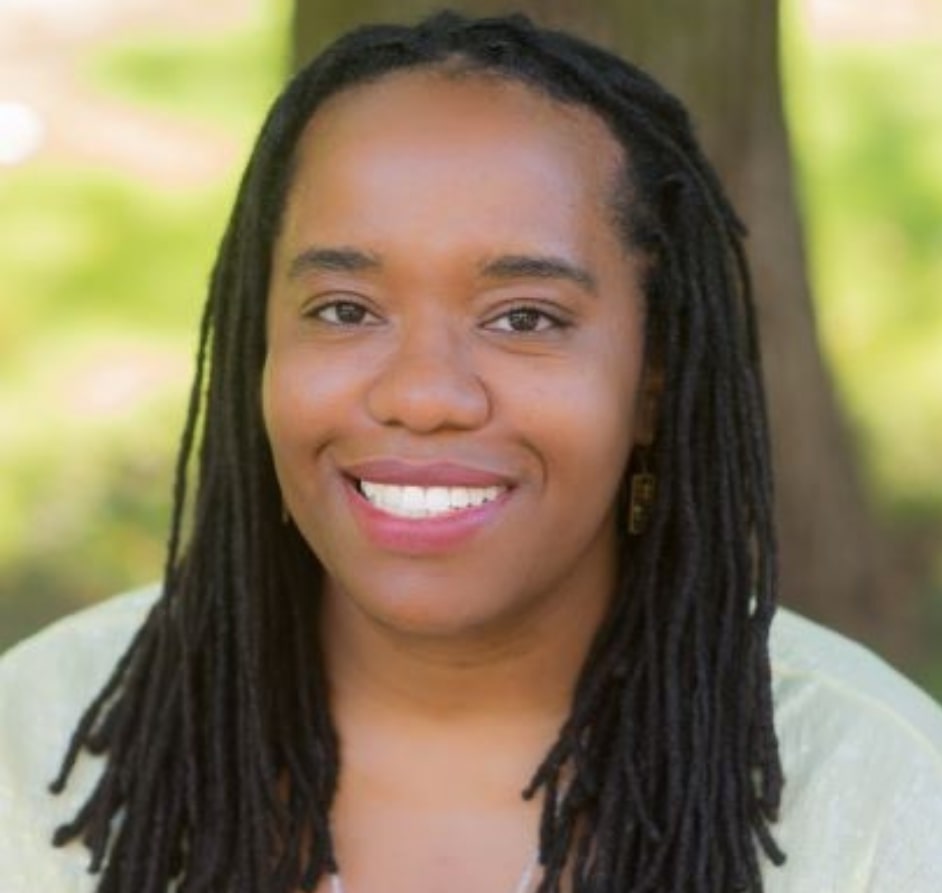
left=343, top=475, right=512, bottom=553
left=342, top=458, right=514, bottom=488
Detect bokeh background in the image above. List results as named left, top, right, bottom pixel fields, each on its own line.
left=1, top=0, right=940, bottom=696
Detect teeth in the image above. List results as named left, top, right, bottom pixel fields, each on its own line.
left=359, top=481, right=505, bottom=518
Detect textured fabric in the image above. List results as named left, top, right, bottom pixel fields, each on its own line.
left=1, top=586, right=941, bottom=892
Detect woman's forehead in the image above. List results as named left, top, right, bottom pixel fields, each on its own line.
left=279, top=69, right=628, bottom=255
left=301, top=70, right=620, bottom=180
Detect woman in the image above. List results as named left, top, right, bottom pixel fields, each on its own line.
left=1, top=11, right=940, bottom=893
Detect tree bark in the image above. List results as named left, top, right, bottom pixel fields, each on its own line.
left=290, top=1, right=911, bottom=657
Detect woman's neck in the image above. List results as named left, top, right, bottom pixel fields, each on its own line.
left=316, top=576, right=605, bottom=893
left=320, top=572, right=610, bottom=732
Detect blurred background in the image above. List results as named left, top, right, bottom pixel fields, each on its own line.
left=1, top=0, right=940, bottom=697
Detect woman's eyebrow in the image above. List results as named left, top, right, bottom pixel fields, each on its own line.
left=286, top=246, right=381, bottom=279
left=284, top=247, right=596, bottom=294
left=480, top=254, right=597, bottom=294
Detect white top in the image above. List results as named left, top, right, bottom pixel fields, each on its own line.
left=1, top=586, right=941, bottom=892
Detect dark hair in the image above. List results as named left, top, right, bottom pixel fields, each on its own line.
left=50, top=10, right=783, bottom=892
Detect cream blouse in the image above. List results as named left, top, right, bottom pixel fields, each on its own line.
left=1, top=585, right=941, bottom=892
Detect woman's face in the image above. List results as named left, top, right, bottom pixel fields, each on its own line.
left=263, top=70, right=653, bottom=641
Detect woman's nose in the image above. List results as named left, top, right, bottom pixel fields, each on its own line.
left=365, top=318, right=491, bottom=434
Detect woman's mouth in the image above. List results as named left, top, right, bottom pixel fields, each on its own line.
left=356, top=480, right=507, bottom=519
left=341, top=459, right=515, bottom=553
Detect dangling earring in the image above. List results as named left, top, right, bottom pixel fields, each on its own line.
left=627, top=450, right=656, bottom=536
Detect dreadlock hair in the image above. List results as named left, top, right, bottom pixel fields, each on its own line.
left=50, top=10, right=784, bottom=893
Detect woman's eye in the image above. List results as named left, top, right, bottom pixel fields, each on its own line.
left=310, top=300, right=378, bottom=326
left=485, top=307, right=565, bottom=334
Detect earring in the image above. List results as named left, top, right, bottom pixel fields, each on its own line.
left=627, top=452, right=656, bottom=536
left=281, top=499, right=290, bottom=525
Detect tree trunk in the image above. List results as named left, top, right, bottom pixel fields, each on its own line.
left=290, top=1, right=911, bottom=657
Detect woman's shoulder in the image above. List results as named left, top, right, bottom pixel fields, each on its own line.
left=0, top=583, right=161, bottom=778
left=1, top=582, right=159, bottom=667
left=766, top=607, right=942, bottom=893
left=770, top=606, right=942, bottom=751
left=0, top=584, right=160, bottom=893
left=0, top=584, right=160, bottom=729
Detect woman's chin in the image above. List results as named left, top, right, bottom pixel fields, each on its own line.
left=324, top=579, right=532, bottom=647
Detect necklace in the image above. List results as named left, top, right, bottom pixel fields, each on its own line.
left=328, top=852, right=540, bottom=893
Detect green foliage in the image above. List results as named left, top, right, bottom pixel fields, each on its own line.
left=0, top=7, right=287, bottom=653
left=784, top=34, right=942, bottom=517
left=782, top=20, right=942, bottom=697
left=0, top=163, right=219, bottom=650
left=0, top=169, right=223, bottom=359
left=86, top=11, right=287, bottom=131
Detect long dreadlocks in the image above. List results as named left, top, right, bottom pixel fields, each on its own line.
left=50, top=11, right=784, bottom=892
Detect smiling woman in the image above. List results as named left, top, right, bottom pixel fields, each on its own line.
left=1, top=10, right=941, bottom=893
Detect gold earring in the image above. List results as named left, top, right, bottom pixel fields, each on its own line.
left=627, top=454, right=656, bottom=536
